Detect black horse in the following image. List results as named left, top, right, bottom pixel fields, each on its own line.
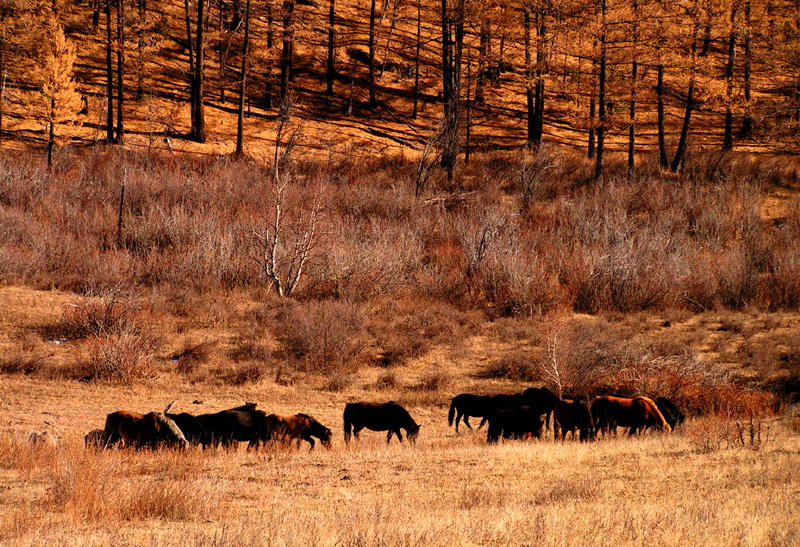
left=343, top=401, right=420, bottom=444
left=190, top=403, right=269, bottom=449
left=486, top=406, right=544, bottom=443
left=654, top=397, right=686, bottom=430
left=448, top=393, right=527, bottom=432
left=521, top=387, right=561, bottom=430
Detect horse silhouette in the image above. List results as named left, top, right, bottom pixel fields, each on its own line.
left=344, top=401, right=419, bottom=444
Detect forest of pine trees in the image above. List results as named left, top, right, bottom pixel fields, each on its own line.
left=0, top=0, right=799, bottom=166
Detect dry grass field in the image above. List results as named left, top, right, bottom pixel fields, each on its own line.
left=2, top=374, right=800, bottom=547
left=1, top=282, right=800, bottom=547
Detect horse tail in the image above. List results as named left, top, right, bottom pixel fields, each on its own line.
left=448, top=398, right=457, bottom=427
left=343, top=405, right=353, bottom=444
left=641, top=397, right=671, bottom=433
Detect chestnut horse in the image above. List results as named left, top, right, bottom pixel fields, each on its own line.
left=553, top=399, right=594, bottom=442
left=344, top=401, right=419, bottom=444
left=261, top=413, right=332, bottom=450
left=591, top=396, right=671, bottom=437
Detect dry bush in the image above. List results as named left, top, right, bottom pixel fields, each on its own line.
left=480, top=352, right=539, bottom=382
left=415, top=368, right=453, bottom=392
left=273, top=300, right=367, bottom=373
left=0, top=351, right=50, bottom=376
left=213, top=362, right=268, bottom=385
left=49, top=288, right=140, bottom=340
left=324, top=371, right=355, bottom=392
left=375, top=370, right=399, bottom=390
left=228, top=335, right=271, bottom=364
left=83, top=332, right=159, bottom=382
left=172, top=340, right=215, bottom=374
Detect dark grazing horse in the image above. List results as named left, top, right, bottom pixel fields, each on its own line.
left=344, top=401, right=419, bottom=444
left=260, top=413, right=332, bottom=450
left=521, top=387, right=561, bottom=430
left=591, top=396, right=671, bottom=437
left=192, top=403, right=270, bottom=449
left=102, top=408, right=189, bottom=450
left=654, top=397, right=685, bottom=430
left=553, top=399, right=594, bottom=442
left=448, top=393, right=527, bottom=432
left=486, top=406, right=544, bottom=443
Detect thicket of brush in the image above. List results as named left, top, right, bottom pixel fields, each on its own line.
left=1, top=146, right=798, bottom=412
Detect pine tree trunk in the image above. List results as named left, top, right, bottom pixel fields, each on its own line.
left=742, top=0, right=753, bottom=137
left=265, top=1, right=273, bottom=108
left=236, top=0, right=251, bottom=156
left=280, top=0, right=294, bottom=100
left=92, top=0, right=100, bottom=30
left=193, top=0, right=206, bottom=142
left=670, top=23, right=699, bottom=173
left=368, top=0, right=376, bottom=104
left=184, top=0, right=195, bottom=133
left=412, top=0, right=420, bottom=118
left=723, top=1, right=738, bottom=151
left=325, top=0, right=334, bottom=95
left=106, top=0, right=115, bottom=143
left=47, top=99, right=55, bottom=168
left=533, top=13, right=546, bottom=145
left=595, top=0, right=606, bottom=179
left=0, top=34, right=5, bottom=151
left=524, top=6, right=534, bottom=143
left=136, top=0, right=145, bottom=99
left=475, top=17, right=488, bottom=104
left=628, top=0, right=638, bottom=178
left=588, top=95, right=595, bottom=159
left=657, top=64, right=667, bottom=168
left=116, top=0, right=125, bottom=144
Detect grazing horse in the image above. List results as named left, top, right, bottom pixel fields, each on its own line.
left=344, top=401, right=419, bottom=444
left=522, top=387, right=561, bottom=430
left=591, top=396, right=671, bottom=437
left=447, top=393, right=528, bottom=432
left=448, top=394, right=495, bottom=432
left=553, top=399, right=594, bottom=442
left=486, top=406, right=544, bottom=443
left=261, top=413, right=332, bottom=450
left=103, top=405, right=189, bottom=450
left=654, top=397, right=685, bottom=430
left=194, top=405, right=270, bottom=449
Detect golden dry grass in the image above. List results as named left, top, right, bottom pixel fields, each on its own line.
left=1, top=371, right=799, bottom=547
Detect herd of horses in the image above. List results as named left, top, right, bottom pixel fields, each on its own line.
left=449, top=388, right=686, bottom=443
left=84, top=389, right=685, bottom=451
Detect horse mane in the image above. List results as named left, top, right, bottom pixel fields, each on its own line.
left=639, top=397, right=671, bottom=432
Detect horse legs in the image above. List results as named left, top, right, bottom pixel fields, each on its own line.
left=463, top=415, right=473, bottom=430
left=386, top=430, right=394, bottom=443
left=478, top=416, right=488, bottom=429
left=304, top=435, right=315, bottom=451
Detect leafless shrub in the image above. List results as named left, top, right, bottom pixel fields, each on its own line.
left=213, top=362, right=268, bottom=385
left=53, top=288, right=139, bottom=340
left=173, top=341, right=215, bottom=374
left=415, top=369, right=453, bottom=392
left=273, top=300, right=367, bottom=373
left=84, top=332, right=159, bottom=383
left=324, top=372, right=355, bottom=392
left=228, top=335, right=271, bottom=364
left=481, top=352, right=539, bottom=382
left=375, top=370, right=398, bottom=390
left=0, top=351, right=50, bottom=375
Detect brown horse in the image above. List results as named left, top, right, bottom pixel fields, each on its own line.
left=590, top=396, right=671, bottom=437
left=260, top=413, right=332, bottom=450
left=344, top=401, right=419, bottom=444
left=103, top=408, right=189, bottom=450
left=553, top=399, right=594, bottom=442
